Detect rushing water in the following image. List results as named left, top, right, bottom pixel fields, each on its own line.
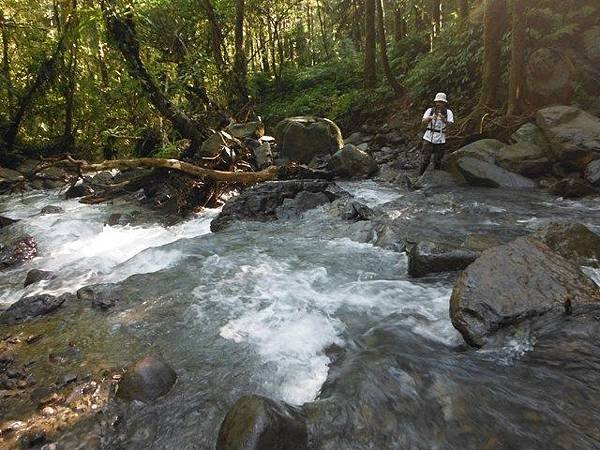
left=1, top=181, right=600, bottom=449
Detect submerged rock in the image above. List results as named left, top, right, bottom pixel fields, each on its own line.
left=327, top=144, right=378, bottom=179
left=275, top=116, right=343, bottom=164
left=584, top=160, right=600, bottom=186
left=24, top=269, right=56, bottom=287
left=531, top=222, right=600, bottom=267
left=407, top=241, right=478, bottom=278
left=0, top=235, right=37, bottom=270
left=341, top=201, right=375, bottom=222
left=210, top=180, right=346, bottom=232
left=117, top=355, right=177, bottom=402
left=450, top=237, right=600, bottom=347
left=0, top=293, right=72, bottom=325
left=549, top=178, right=597, bottom=198
left=0, top=216, right=17, bottom=228
left=216, top=395, right=307, bottom=450
left=40, top=205, right=64, bottom=215
left=105, top=213, right=135, bottom=226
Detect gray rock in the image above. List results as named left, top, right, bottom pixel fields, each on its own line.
left=344, top=132, right=372, bottom=146
left=584, top=159, right=600, bottom=186
left=511, top=122, right=551, bottom=151
left=77, top=285, right=118, bottom=310
left=24, top=269, right=56, bottom=287
left=105, top=213, right=135, bottom=226
left=549, top=178, right=597, bottom=198
left=200, top=131, right=232, bottom=157
left=456, top=157, right=536, bottom=189
left=450, top=237, right=600, bottom=347
left=216, top=395, right=307, bottom=450
left=496, top=142, right=551, bottom=178
left=412, top=170, right=460, bottom=190
left=531, top=222, right=600, bottom=268
left=210, top=180, right=346, bottom=232
left=117, top=355, right=177, bottom=402
left=447, top=139, right=504, bottom=176
left=226, top=121, right=265, bottom=140
left=275, top=191, right=331, bottom=220
left=341, top=201, right=375, bottom=221
left=407, top=241, right=479, bottom=278
left=253, top=142, right=273, bottom=169
left=0, top=293, right=72, bottom=325
left=90, top=171, right=114, bottom=189
left=327, top=144, right=378, bottom=179
left=275, top=116, right=343, bottom=164
left=536, top=106, right=600, bottom=168
left=0, top=167, right=25, bottom=183
left=40, top=205, right=64, bottom=215
left=582, top=26, right=600, bottom=64
left=462, top=233, right=504, bottom=252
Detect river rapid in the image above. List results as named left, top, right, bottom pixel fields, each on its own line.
left=1, top=180, right=600, bottom=449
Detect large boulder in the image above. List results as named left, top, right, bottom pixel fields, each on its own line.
left=327, top=145, right=377, bottom=179
left=536, top=106, right=600, bottom=169
left=549, top=178, right=597, bottom=198
left=210, top=180, right=346, bottom=232
left=526, top=48, right=575, bottom=107
left=216, top=395, right=307, bottom=450
left=511, top=122, right=551, bottom=150
left=253, top=142, right=273, bottom=169
left=582, top=26, right=600, bottom=64
left=531, top=222, right=600, bottom=267
left=455, top=157, right=536, bottom=189
left=0, top=167, right=24, bottom=183
left=585, top=159, right=600, bottom=186
left=199, top=131, right=234, bottom=158
left=447, top=139, right=503, bottom=175
left=275, top=117, right=343, bottom=164
left=407, top=241, right=478, bottom=278
left=0, top=236, right=37, bottom=270
left=226, top=121, right=265, bottom=140
left=495, top=142, right=551, bottom=178
left=450, top=237, right=600, bottom=347
left=0, top=293, right=72, bottom=325
left=65, top=183, right=93, bottom=199
left=117, top=355, right=177, bottom=402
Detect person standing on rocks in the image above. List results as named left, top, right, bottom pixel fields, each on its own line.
left=419, top=93, right=454, bottom=175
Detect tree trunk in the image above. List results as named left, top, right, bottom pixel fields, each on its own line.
left=477, top=0, right=507, bottom=110
left=198, top=0, right=228, bottom=73
left=231, top=0, right=249, bottom=112
left=507, top=0, right=527, bottom=116
left=1, top=11, right=13, bottom=110
left=101, top=0, right=208, bottom=148
left=62, top=0, right=78, bottom=151
left=458, top=0, right=469, bottom=24
left=431, top=0, right=441, bottom=42
left=393, top=7, right=405, bottom=44
left=376, top=0, right=402, bottom=95
left=364, top=0, right=377, bottom=87
left=316, top=0, right=331, bottom=60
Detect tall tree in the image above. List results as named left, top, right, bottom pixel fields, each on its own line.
left=376, top=0, right=402, bottom=95
left=431, top=0, right=441, bottom=42
left=364, top=0, right=377, bottom=87
left=507, top=0, right=527, bottom=116
left=0, top=11, right=13, bottom=111
left=231, top=0, right=249, bottom=112
left=476, top=0, right=507, bottom=110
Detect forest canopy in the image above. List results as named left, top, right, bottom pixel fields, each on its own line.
left=1, top=0, right=599, bottom=165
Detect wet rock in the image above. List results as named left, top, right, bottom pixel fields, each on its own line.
left=344, top=132, right=372, bottom=146
left=65, top=183, right=93, bottom=199
left=210, top=180, right=346, bottom=232
left=536, top=106, right=600, bottom=169
left=19, top=429, right=47, bottom=448
left=456, top=157, right=536, bottom=189
left=40, top=205, right=64, bottom=215
left=77, top=285, right=118, bottom=310
left=341, top=201, right=375, bottom=221
left=117, top=355, right=177, bottom=402
left=462, top=233, right=504, bottom=252
left=24, top=269, right=56, bottom=287
left=105, top=213, right=135, bottom=226
left=412, top=170, right=460, bottom=190
left=549, top=178, right=597, bottom=198
left=0, top=293, right=73, bottom=325
left=447, top=139, right=503, bottom=176
left=450, top=237, right=600, bottom=347
left=275, top=191, right=331, bottom=220
left=531, top=222, right=600, bottom=267
left=584, top=160, right=600, bottom=186
left=90, top=171, right=114, bottom=189
left=0, top=167, right=25, bottom=184
left=0, top=216, right=17, bottom=228
left=407, top=241, right=479, bottom=278
left=275, top=116, right=343, bottom=164
left=226, top=121, right=265, bottom=140
left=216, top=395, right=307, bottom=450
left=0, top=236, right=37, bottom=270
left=60, top=373, right=78, bottom=386
left=327, top=144, right=378, bottom=179
left=253, top=142, right=273, bottom=169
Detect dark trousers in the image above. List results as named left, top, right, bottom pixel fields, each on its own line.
left=419, top=141, right=445, bottom=175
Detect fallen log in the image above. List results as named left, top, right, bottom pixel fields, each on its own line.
left=36, top=155, right=280, bottom=184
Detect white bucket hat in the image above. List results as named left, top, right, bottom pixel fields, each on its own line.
left=434, top=92, right=448, bottom=103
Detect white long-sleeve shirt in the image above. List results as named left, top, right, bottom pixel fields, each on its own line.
left=423, top=107, right=454, bottom=144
